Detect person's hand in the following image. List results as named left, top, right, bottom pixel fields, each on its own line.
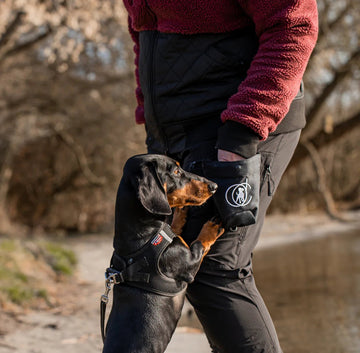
left=217, top=149, right=245, bottom=162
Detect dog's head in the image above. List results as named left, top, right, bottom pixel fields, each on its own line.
left=124, top=154, right=217, bottom=215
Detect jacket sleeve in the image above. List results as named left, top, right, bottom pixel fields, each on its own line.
left=128, top=16, right=146, bottom=124
left=216, top=0, right=318, bottom=158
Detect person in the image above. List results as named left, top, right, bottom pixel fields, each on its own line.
left=122, top=0, right=318, bottom=352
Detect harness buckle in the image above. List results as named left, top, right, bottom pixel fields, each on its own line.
left=106, top=268, right=125, bottom=284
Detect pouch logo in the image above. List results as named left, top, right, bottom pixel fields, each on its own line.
left=225, top=180, right=252, bottom=207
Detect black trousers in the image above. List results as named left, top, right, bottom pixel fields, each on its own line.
left=148, top=128, right=301, bottom=353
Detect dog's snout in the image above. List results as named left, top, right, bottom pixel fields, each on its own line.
left=208, top=182, right=218, bottom=194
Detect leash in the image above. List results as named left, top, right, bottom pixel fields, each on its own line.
left=100, top=268, right=125, bottom=343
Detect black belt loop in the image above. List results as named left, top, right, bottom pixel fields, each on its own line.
left=237, top=260, right=253, bottom=280
left=237, top=267, right=252, bottom=279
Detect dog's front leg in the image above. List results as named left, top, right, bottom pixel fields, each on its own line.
left=192, top=220, right=224, bottom=258
left=171, top=207, right=188, bottom=236
left=161, top=219, right=224, bottom=284
left=177, top=220, right=224, bottom=282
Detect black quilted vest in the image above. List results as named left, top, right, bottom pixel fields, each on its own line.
left=138, top=29, right=305, bottom=154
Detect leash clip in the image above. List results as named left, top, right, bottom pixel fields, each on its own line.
left=101, top=269, right=124, bottom=304
left=101, top=280, right=112, bottom=304
left=101, top=269, right=121, bottom=343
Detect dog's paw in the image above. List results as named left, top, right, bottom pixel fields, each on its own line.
left=196, top=220, right=225, bottom=255
left=204, top=220, right=225, bottom=239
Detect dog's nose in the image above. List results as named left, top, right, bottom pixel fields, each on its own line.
left=208, top=182, right=218, bottom=194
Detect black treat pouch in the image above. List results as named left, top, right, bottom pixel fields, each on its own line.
left=202, top=154, right=261, bottom=229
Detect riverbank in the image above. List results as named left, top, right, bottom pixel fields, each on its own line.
left=0, top=211, right=359, bottom=353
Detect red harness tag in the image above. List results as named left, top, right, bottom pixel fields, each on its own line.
left=151, top=234, right=163, bottom=246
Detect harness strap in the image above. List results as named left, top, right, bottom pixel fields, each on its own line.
left=100, top=223, right=180, bottom=344
left=125, top=258, right=151, bottom=283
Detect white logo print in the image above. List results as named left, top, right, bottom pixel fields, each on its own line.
left=225, top=180, right=252, bottom=207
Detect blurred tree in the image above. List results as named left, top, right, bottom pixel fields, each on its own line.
left=0, top=0, right=146, bottom=233
left=0, top=0, right=128, bottom=66
left=0, top=0, right=359, bottom=233
left=272, top=0, right=360, bottom=216
left=299, top=0, right=360, bottom=147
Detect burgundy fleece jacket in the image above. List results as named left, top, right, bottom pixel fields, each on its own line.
left=124, top=0, right=318, bottom=147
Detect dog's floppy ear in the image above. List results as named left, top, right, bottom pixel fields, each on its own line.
left=132, top=163, right=172, bottom=215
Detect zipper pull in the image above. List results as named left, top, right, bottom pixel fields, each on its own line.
left=265, top=165, right=275, bottom=196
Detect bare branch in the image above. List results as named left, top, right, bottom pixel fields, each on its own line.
left=0, top=11, right=25, bottom=48
left=291, top=110, right=360, bottom=166
left=316, top=1, right=352, bottom=48
left=52, top=124, right=106, bottom=186
left=341, top=179, right=360, bottom=210
left=301, top=141, right=349, bottom=221
left=302, top=48, right=360, bottom=141
left=67, top=70, right=133, bottom=88
left=0, top=25, right=52, bottom=60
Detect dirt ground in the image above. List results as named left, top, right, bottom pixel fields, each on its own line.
left=0, top=211, right=359, bottom=353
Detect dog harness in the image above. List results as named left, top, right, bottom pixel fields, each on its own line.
left=100, top=223, right=187, bottom=343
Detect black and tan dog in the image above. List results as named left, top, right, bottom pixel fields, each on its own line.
left=102, top=154, right=224, bottom=353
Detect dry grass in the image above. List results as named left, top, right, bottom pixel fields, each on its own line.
left=0, top=237, right=77, bottom=309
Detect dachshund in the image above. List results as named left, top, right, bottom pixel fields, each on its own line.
left=102, top=154, right=224, bottom=353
